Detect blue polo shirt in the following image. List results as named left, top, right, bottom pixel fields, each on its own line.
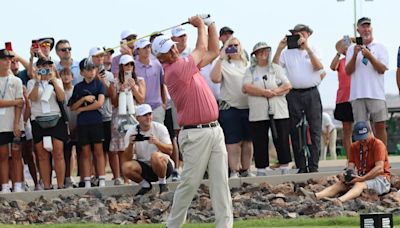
left=69, top=78, right=105, bottom=126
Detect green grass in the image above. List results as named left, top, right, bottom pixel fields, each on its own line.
left=1, top=216, right=399, bottom=227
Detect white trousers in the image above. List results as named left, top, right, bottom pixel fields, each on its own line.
left=167, top=125, right=233, bottom=228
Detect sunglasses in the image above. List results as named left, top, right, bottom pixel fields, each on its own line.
left=126, top=36, right=137, bottom=41
left=228, top=44, right=239, bottom=48
left=59, top=47, right=72, bottom=52
left=40, top=42, right=51, bottom=48
left=124, top=62, right=134, bottom=67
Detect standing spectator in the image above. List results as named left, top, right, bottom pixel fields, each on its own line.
left=210, top=36, right=253, bottom=178
left=69, top=58, right=106, bottom=188
left=55, top=40, right=82, bottom=85
left=273, top=24, right=324, bottom=173
left=88, top=47, right=119, bottom=184
left=28, top=37, right=55, bottom=77
left=330, top=37, right=354, bottom=159
left=110, top=55, right=146, bottom=184
left=153, top=15, right=233, bottom=228
left=242, top=42, right=292, bottom=176
left=60, top=68, right=78, bottom=188
left=219, top=26, right=234, bottom=46
left=103, top=47, right=114, bottom=72
left=171, top=26, right=192, bottom=57
left=0, top=49, right=24, bottom=193
left=320, top=112, right=337, bottom=160
left=122, top=104, right=173, bottom=195
left=345, top=17, right=389, bottom=145
left=134, top=39, right=166, bottom=123
left=111, top=29, right=137, bottom=77
left=27, top=58, right=67, bottom=189
left=10, top=53, right=30, bottom=86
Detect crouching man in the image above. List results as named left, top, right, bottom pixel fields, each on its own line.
left=301, top=121, right=391, bottom=202
left=122, top=104, right=173, bottom=195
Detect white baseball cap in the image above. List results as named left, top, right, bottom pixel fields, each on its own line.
left=135, top=38, right=151, bottom=50
left=119, top=55, right=135, bottom=65
left=120, top=29, right=137, bottom=40
left=151, top=36, right=177, bottom=56
left=88, top=47, right=103, bottom=57
left=136, top=104, right=152, bottom=116
left=171, top=26, right=187, bottom=37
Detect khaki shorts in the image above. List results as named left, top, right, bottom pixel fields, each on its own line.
left=351, top=98, right=388, bottom=122
left=365, top=175, right=391, bottom=195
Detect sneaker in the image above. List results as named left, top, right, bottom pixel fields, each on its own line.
left=171, top=170, right=181, bottom=182
left=65, top=178, right=74, bottom=189
left=280, top=168, right=289, bottom=175
left=297, top=168, right=309, bottom=174
left=114, top=177, right=123, bottom=186
left=159, top=184, right=169, bottom=194
left=135, top=184, right=153, bottom=196
left=34, top=183, right=44, bottom=191
left=299, top=187, right=317, bottom=201
left=230, top=171, right=239, bottom=178
left=240, top=170, right=255, bottom=177
left=256, top=171, right=266, bottom=177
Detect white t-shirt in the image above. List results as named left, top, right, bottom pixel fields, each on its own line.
left=0, top=75, right=24, bottom=132
left=279, top=47, right=322, bottom=89
left=220, top=59, right=249, bottom=109
left=322, top=112, right=335, bottom=133
left=243, top=64, right=290, bottom=121
left=124, top=121, right=173, bottom=166
left=346, top=41, right=389, bottom=101
left=200, top=60, right=220, bottom=100
left=27, top=78, right=64, bottom=120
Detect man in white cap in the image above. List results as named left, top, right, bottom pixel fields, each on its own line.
left=171, top=26, right=192, bottom=57
left=122, top=104, right=173, bottom=195
left=88, top=47, right=120, bottom=185
left=345, top=17, right=389, bottom=146
left=153, top=15, right=233, bottom=228
left=111, top=29, right=138, bottom=77
left=134, top=39, right=166, bottom=123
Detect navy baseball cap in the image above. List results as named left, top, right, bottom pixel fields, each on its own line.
left=353, top=121, right=370, bottom=141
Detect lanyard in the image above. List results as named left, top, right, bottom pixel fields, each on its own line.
left=358, top=143, right=369, bottom=176
left=0, top=76, right=10, bottom=99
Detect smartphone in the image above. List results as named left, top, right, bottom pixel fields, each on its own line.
left=124, top=72, right=131, bottom=83
left=356, top=37, right=363, bottom=45
left=343, top=35, right=351, bottom=47
left=31, top=40, right=39, bottom=49
left=225, top=46, right=238, bottom=54
left=5, top=42, right=12, bottom=51
left=286, top=35, right=300, bottom=49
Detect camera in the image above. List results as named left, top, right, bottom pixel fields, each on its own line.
left=37, top=68, right=51, bottom=76
left=344, top=169, right=355, bottom=183
left=356, top=37, right=363, bottom=45
left=287, top=35, right=300, bottom=49
left=98, top=64, right=105, bottom=76
left=225, top=46, right=238, bottom=54
left=5, top=42, right=12, bottom=51
left=133, top=125, right=150, bottom=142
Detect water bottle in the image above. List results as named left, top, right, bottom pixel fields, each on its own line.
left=12, top=137, right=21, bottom=151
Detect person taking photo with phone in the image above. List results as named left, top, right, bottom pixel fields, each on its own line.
left=345, top=17, right=389, bottom=146
left=210, top=36, right=253, bottom=178
left=122, top=104, right=173, bottom=195
left=273, top=24, right=324, bottom=174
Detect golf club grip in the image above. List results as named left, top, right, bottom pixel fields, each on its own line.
left=269, top=115, right=278, bottom=140
left=181, top=14, right=211, bottom=25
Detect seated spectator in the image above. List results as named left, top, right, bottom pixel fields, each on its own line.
left=0, top=49, right=25, bottom=193
left=122, top=104, right=173, bottom=195
left=27, top=58, right=67, bottom=190
left=300, top=121, right=391, bottom=202
left=320, top=112, right=337, bottom=160
left=69, top=58, right=106, bottom=188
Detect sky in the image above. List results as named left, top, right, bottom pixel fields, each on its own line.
left=2, top=0, right=399, bottom=108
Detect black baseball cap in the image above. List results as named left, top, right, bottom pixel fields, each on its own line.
left=289, top=24, right=313, bottom=35
left=219, top=26, right=234, bottom=37
left=36, top=58, right=54, bottom=66
left=79, top=58, right=96, bottom=70
left=357, top=17, right=371, bottom=27
left=0, top=49, right=14, bottom=59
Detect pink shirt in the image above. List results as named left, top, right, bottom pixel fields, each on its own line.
left=164, top=55, right=218, bottom=126
left=336, top=58, right=351, bottom=104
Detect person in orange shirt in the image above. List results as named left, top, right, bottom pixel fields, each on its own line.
left=300, top=121, right=391, bottom=202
